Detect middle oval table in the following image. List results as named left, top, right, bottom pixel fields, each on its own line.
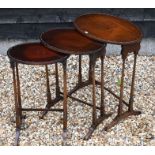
left=40, top=28, right=112, bottom=140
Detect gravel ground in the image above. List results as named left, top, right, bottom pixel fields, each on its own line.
left=0, top=54, right=155, bottom=146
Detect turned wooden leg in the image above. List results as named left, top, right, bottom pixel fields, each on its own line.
left=78, top=55, right=82, bottom=84
left=55, top=63, right=61, bottom=98
left=45, top=65, right=52, bottom=105
left=89, top=55, right=93, bottom=82
left=90, top=55, right=97, bottom=125
left=11, top=62, right=22, bottom=146
left=39, top=65, right=52, bottom=119
left=118, top=58, right=126, bottom=116
left=129, top=53, right=137, bottom=112
left=84, top=50, right=112, bottom=140
left=100, top=55, right=105, bottom=116
left=62, top=61, right=68, bottom=140
left=15, top=63, right=22, bottom=118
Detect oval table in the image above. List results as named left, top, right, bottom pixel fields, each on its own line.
left=7, top=43, right=69, bottom=145
left=40, top=28, right=112, bottom=140
left=74, top=13, right=143, bottom=133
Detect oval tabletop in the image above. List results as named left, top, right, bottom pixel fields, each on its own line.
left=74, top=13, right=143, bottom=45
left=40, top=28, right=104, bottom=55
left=7, top=43, right=68, bottom=65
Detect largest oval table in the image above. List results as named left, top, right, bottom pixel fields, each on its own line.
left=74, top=13, right=143, bottom=133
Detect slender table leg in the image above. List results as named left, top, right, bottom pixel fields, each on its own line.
left=100, top=53, right=112, bottom=117
left=16, top=63, right=27, bottom=123
left=84, top=51, right=111, bottom=140
left=78, top=55, right=82, bottom=84
left=62, top=60, right=68, bottom=141
left=104, top=43, right=141, bottom=131
left=40, top=64, right=62, bottom=119
left=15, top=63, right=22, bottom=118
left=89, top=54, right=93, bottom=82
left=11, top=62, right=22, bottom=146
left=128, top=52, right=141, bottom=114
left=92, top=56, right=97, bottom=126
left=118, top=57, right=125, bottom=116
left=84, top=54, right=97, bottom=140
left=104, top=56, right=126, bottom=131
left=100, top=55, right=105, bottom=116
left=55, top=63, right=61, bottom=98
left=40, top=65, right=53, bottom=119
left=46, top=65, right=52, bottom=106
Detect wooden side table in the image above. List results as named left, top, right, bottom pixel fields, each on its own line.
left=74, top=13, right=143, bottom=135
left=40, top=28, right=112, bottom=140
left=7, top=43, right=69, bottom=145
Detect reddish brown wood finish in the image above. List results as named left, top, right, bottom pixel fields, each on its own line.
left=74, top=13, right=142, bottom=137
left=74, top=13, right=143, bottom=45
left=40, top=29, right=104, bottom=55
left=40, top=28, right=111, bottom=140
left=8, top=42, right=69, bottom=145
left=7, top=43, right=68, bottom=65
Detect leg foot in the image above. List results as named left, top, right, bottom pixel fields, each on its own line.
left=62, top=129, right=68, bottom=141
left=39, top=105, right=51, bottom=119
left=84, top=127, right=94, bottom=140
left=104, top=110, right=141, bottom=132
left=62, top=129, right=68, bottom=146
left=15, top=128, right=20, bottom=146
left=84, top=113, right=112, bottom=140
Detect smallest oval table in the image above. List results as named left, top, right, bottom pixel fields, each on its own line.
left=74, top=13, right=142, bottom=132
left=7, top=43, right=69, bottom=145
